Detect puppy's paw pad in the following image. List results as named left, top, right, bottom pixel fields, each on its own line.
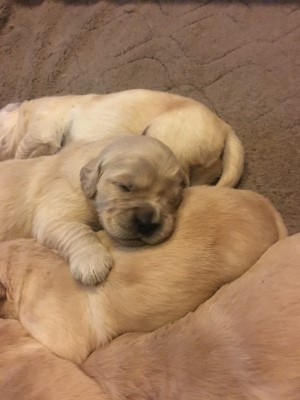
left=70, top=248, right=114, bottom=286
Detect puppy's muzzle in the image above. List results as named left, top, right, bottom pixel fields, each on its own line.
left=134, top=205, right=161, bottom=236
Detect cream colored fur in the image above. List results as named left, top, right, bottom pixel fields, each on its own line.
left=0, top=186, right=286, bottom=364
left=0, top=133, right=186, bottom=284
left=0, top=319, right=108, bottom=400
left=83, top=233, right=300, bottom=400
left=0, top=89, right=244, bottom=187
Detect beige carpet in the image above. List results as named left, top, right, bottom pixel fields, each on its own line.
left=0, top=0, right=299, bottom=233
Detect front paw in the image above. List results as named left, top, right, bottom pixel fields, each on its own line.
left=70, top=246, right=114, bottom=285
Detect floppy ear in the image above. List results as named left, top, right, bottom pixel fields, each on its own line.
left=80, top=156, right=102, bottom=199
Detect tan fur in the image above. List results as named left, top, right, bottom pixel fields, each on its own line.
left=0, top=89, right=244, bottom=187
left=0, top=186, right=287, bottom=364
left=0, top=319, right=108, bottom=400
left=83, top=233, right=300, bottom=400
left=0, top=133, right=186, bottom=285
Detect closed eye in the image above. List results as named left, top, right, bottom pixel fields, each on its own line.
left=114, top=182, right=132, bottom=192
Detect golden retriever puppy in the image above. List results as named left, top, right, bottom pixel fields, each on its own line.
left=0, top=319, right=108, bottom=400
left=0, top=89, right=244, bottom=187
left=0, top=186, right=286, bottom=364
left=83, top=233, right=300, bottom=400
left=0, top=133, right=187, bottom=285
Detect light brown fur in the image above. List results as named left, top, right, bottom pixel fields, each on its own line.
left=0, top=319, right=108, bottom=400
left=0, top=186, right=286, bottom=364
left=0, top=89, right=244, bottom=187
left=83, top=233, right=300, bottom=400
left=0, top=133, right=187, bottom=284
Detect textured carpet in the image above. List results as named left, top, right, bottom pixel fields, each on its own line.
left=0, top=0, right=299, bottom=233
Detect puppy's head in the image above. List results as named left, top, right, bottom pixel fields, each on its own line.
left=80, top=135, right=189, bottom=246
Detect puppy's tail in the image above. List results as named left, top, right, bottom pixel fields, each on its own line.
left=216, top=127, right=244, bottom=188
left=0, top=102, right=21, bottom=161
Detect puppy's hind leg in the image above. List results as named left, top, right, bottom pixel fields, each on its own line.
left=189, top=158, right=223, bottom=186
left=15, top=127, right=65, bottom=159
left=143, top=107, right=226, bottom=178
left=15, top=112, right=69, bottom=159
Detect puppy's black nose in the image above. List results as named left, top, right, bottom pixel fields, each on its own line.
left=135, top=206, right=160, bottom=236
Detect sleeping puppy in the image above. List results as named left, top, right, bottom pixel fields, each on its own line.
left=83, top=233, right=300, bottom=400
left=0, top=89, right=244, bottom=187
left=0, top=319, right=108, bottom=400
left=0, top=133, right=188, bottom=284
left=0, top=186, right=286, bottom=364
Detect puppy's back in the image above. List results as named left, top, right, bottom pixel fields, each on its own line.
left=97, top=186, right=287, bottom=333
left=84, top=234, right=300, bottom=400
left=188, top=186, right=287, bottom=280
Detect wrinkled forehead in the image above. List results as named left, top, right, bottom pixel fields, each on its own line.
left=104, top=156, right=180, bottom=188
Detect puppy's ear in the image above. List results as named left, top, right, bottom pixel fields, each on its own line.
left=80, top=156, right=102, bottom=199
